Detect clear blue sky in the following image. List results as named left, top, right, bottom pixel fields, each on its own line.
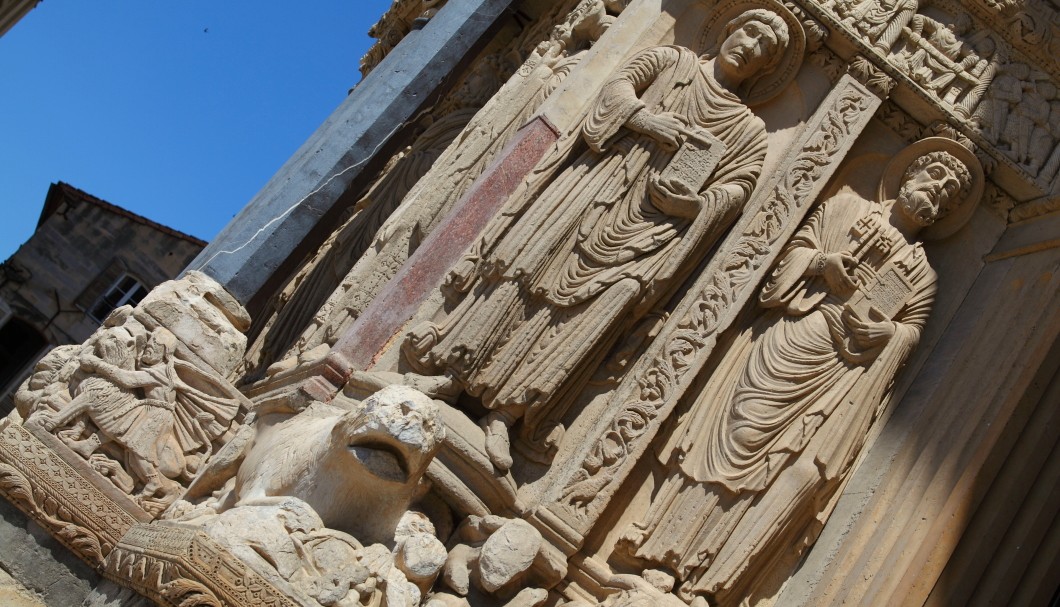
left=0, top=0, right=393, bottom=260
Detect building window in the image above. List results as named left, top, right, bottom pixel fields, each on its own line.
left=88, top=274, right=148, bottom=322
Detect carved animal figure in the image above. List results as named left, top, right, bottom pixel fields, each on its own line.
left=220, top=385, right=443, bottom=546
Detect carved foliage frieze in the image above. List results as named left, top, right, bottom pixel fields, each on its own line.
left=106, top=523, right=298, bottom=607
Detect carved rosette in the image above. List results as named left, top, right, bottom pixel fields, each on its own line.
left=547, top=74, right=882, bottom=536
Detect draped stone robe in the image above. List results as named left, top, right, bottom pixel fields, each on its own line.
left=407, top=45, right=766, bottom=441
left=633, top=190, right=937, bottom=602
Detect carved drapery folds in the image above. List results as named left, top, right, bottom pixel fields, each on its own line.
left=0, top=271, right=250, bottom=573
left=16, top=272, right=250, bottom=516
left=551, top=70, right=879, bottom=534
left=248, top=0, right=629, bottom=377
left=2, top=0, right=1053, bottom=605
left=404, top=0, right=805, bottom=473
left=622, top=137, right=983, bottom=604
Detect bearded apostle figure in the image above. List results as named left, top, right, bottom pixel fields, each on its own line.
left=622, top=137, right=984, bottom=604
left=404, top=1, right=805, bottom=471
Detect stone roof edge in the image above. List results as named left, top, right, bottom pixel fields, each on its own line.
left=36, top=182, right=208, bottom=248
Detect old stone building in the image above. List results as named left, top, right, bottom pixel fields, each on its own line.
left=0, top=182, right=205, bottom=416
left=0, top=1, right=1057, bottom=606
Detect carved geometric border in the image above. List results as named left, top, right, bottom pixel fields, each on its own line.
left=107, top=523, right=301, bottom=607
left=0, top=418, right=143, bottom=569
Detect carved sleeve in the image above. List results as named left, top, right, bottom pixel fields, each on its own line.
left=583, top=46, right=681, bottom=152
left=759, top=198, right=831, bottom=313
left=86, top=358, right=156, bottom=390
left=891, top=259, right=936, bottom=345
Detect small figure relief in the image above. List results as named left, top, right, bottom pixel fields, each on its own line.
left=598, top=570, right=693, bottom=607
left=22, top=308, right=248, bottom=515
left=825, top=0, right=919, bottom=52
left=532, top=0, right=629, bottom=71
left=437, top=515, right=552, bottom=605
left=404, top=1, right=805, bottom=472
left=620, top=138, right=983, bottom=605
left=891, top=13, right=1000, bottom=118
left=972, top=61, right=1060, bottom=181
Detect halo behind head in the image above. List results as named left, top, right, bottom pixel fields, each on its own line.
left=879, top=137, right=985, bottom=240
left=698, top=0, right=806, bottom=106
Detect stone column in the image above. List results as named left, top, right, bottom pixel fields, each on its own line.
left=186, top=0, right=518, bottom=309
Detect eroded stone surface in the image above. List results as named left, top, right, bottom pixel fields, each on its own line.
left=3, top=0, right=1058, bottom=606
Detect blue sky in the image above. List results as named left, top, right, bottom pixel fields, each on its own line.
left=0, top=0, right=393, bottom=260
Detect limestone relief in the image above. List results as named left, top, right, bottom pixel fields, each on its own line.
left=167, top=384, right=447, bottom=607
left=892, top=12, right=999, bottom=118
left=16, top=273, right=251, bottom=516
left=553, top=70, right=881, bottom=533
left=973, top=59, right=1060, bottom=182
left=159, top=380, right=560, bottom=607
left=825, top=0, right=918, bottom=52
left=251, top=0, right=628, bottom=377
left=621, top=137, right=984, bottom=605
left=405, top=1, right=805, bottom=472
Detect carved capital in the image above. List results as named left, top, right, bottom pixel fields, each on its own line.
left=849, top=55, right=897, bottom=97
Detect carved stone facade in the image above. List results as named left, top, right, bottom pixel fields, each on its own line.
left=2, top=1, right=1057, bottom=606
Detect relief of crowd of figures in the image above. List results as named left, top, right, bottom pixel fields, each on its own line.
left=0, top=0, right=1052, bottom=606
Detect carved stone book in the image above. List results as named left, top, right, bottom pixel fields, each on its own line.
left=659, top=127, right=726, bottom=195
left=845, top=261, right=913, bottom=321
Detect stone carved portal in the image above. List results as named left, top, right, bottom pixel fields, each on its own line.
left=3, top=0, right=1048, bottom=605
left=623, top=137, right=983, bottom=604
left=17, top=272, right=252, bottom=516
left=404, top=0, right=806, bottom=473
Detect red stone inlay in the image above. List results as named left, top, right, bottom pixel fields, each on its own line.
left=326, top=117, right=560, bottom=382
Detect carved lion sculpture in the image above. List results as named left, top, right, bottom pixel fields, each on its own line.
left=170, top=385, right=448, bottom=607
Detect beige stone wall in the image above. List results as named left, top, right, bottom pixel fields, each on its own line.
left=0, top=1, right=1056, bottom=606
